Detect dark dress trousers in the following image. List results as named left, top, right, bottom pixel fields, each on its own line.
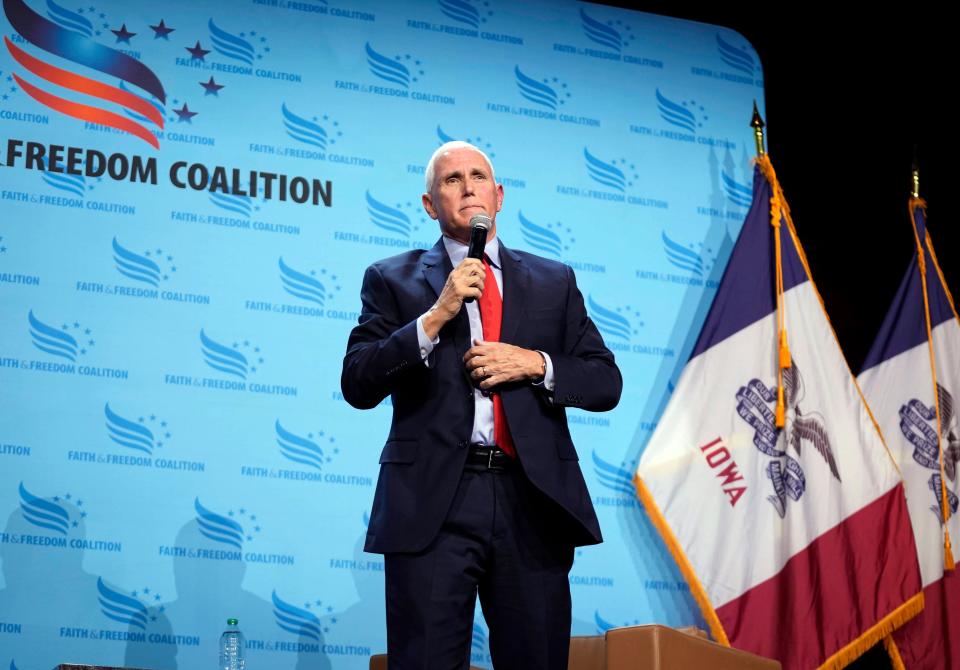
left=341, top=238, right=621, bottom=668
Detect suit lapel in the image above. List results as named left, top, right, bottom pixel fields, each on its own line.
left=421, top=238, right=448, bottom=299
left=422, top=238, right=473, bottom=369
left=499, top=241, right=528, bottom=344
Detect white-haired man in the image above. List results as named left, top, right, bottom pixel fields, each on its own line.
left=342, top=141, right=621, bottom=669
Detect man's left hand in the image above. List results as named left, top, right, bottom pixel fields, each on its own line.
left=464, top=340, right=543, bottom=390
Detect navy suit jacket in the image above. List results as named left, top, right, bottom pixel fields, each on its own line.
left=341, top=238, right=622, bottom=554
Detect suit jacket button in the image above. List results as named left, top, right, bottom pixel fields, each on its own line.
left=457, top=440, right=468, bottom=448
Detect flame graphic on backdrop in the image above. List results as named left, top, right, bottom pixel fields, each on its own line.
left=591, top=452, right=635, bottom=496
left=112, top=238, right=162, bottom=286
left=655, top=89, right=698, bottom=134
left=279, top=257, right=328, bottom=307
left=208, top=18, right=255, bottom=64
left=275, top=420, right=326, bottom=470
left=594, top=610, right=616, bottom=634
left=587, top=296, right=632, bottom=341
left=716, top=34, right=756, bottom=75
left=580, top=8, right=621, bottom=53
left=19, top=482, right=70, bottom=535
left=282, top=103, right=329, bottom=150
left=272, top=590, right=324, bottom=640
left=366, top=191, right=412, bottom=238
left=105, top=403, right=155, bottom=455
left=365, top=42, right=411, bottom=89
left=194, top=498, right=245, bottom=549
left=661, top=232, right=704, bottom=276
left=722, top=171, right=753, bottom=208
left=3, top=0, right=166, bottom=147
left=518, top=211, right=563, bottom=258
left=583, top=148, right=626, bottom=192
left=28, top=310, right=79, bottom=361
left=200, top=329, right=249, bottom=379
left=45, top=0, right=95, bottom=37
left=439, top=0, right=482, bottom=28
left=97, top=577, right=148, bottom=629
left=209, top=191, right=254, bottom=218
left=514, top=65, right=558, bottom=110
left=472, top=621, right=487, bottom=651
left=38, top=157, right=87, bottom=196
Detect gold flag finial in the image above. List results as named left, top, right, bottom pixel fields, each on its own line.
left=911, top=145, right=920, bottom=199
left=751, top=101, right=766, bottom=157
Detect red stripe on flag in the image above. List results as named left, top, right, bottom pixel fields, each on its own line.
left=5, top=37, right=165, bottom=129
left=716, top=485, right=921, bottom=670
left=892, top=569, right=960, bottom=670
left=12, top=74, right=159, bottom=149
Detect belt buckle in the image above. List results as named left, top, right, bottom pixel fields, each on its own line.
left=487, top=448, right=506, bottom=472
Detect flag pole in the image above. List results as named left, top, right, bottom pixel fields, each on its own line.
left=909, top=152, right=955, bottom=570
left=751, top=104, right=791, bottom=426
left=910, top=146, right=920, bottom=199
left=751, top=101, right=765, bottom=156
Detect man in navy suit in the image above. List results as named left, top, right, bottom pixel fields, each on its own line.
left=341, top=141, right=621, bottom=669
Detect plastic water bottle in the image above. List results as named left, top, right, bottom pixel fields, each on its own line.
left=218, top=618, right=246, bottom=670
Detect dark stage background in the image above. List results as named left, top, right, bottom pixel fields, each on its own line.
left=606, top=3, right=951, bottom=373
left=603, top=5, right=949, bottom=667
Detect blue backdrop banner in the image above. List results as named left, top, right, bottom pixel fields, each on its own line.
left=0, top=0, right=764, bottom=667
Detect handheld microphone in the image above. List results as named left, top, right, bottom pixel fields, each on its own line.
left=464, top=213, right=491, bottom=303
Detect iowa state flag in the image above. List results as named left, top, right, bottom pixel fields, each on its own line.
left=858, top=198, right=960, bottom=670
left=635, top=156, right=923, bottom=670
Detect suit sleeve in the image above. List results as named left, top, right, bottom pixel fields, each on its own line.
left=549, top=265, right=623, bottom=412
left=340, top=263, right=424, bottom=410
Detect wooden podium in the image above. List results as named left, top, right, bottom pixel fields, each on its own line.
left=575, top=625, right=781, bottom=670
left=369, top=624, right=781, bottom=670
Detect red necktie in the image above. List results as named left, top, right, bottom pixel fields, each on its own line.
left=478, top=256, right=516, bottom=457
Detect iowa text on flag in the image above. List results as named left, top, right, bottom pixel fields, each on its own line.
left=859, top=198, right=960, bottom=670
left=635, top=156, right=923, bottom=670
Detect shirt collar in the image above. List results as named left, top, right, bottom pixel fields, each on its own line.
left=442, top=234, right=501, bottom=269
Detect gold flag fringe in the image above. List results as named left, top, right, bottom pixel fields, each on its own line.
left=883, top=635, right=907, bottom=670
left=818, top=594, right=924, bottom=670
left=633, top=473, right=729, bottom=646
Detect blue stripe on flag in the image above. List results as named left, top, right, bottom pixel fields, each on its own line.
left=860, top=205, right=954, bottom=372
left=689, top=166, right=808, bottom=360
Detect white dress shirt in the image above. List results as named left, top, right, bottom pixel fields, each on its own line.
left=416, top=236, right=555, bottom=445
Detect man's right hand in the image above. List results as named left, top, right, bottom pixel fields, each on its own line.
left=421, top=257, right=485, bottom=339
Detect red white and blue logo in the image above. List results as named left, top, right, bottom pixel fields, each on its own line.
left=3, top=0, right=166, bottom=147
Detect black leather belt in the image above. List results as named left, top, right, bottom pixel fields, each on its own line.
left=465, top=445, right=513, bottom=472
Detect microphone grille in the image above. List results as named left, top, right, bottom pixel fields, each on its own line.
left=469, top=214, right=492, bottom=230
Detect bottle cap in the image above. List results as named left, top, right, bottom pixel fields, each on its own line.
left=227, top=618, right=239, bottom=626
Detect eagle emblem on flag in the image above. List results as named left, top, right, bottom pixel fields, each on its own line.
left=736, top=360, right=840, bottom=517
left=901, top=384, right=960, bottom=523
